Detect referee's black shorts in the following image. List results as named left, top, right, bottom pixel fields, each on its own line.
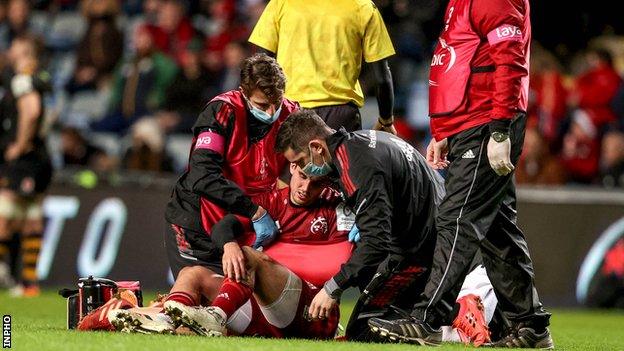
left=164, top=223, right=224, bottom=279
left=312, top=103, right=361, bottom=132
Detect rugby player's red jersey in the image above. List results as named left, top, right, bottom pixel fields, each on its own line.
left=254, top=187, right=355, bottom=286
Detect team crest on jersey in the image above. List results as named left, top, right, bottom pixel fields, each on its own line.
left=310, top=216, right=328, bottom=235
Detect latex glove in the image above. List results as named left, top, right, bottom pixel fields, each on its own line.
left=252, top=208, right=279, bottom=249
left=426, top=138, right=449, bottom=170
left=348, top=225, right=360, bottom=243
left=487, top=136, right=514, bottom=176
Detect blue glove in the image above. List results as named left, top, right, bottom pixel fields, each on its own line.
left=252, top=210, right=279, bottom=249
left=348, top=225, right=360, bottom=243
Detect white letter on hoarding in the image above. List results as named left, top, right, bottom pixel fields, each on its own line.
left=39, top=196, right=80, bottom=279
left=78, top=198, right=127, bottom=277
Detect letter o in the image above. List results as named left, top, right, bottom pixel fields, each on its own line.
left=77, top=198, right=127, bottom=277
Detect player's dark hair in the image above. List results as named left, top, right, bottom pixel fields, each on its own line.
left=275, top=109, right=332, bottom=153
left=240, top=53, right=286, bottom=105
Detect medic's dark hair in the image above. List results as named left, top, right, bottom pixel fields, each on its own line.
left=240, top=53, right=286, bottom=105
left=275, top=109, right=332, bottom=153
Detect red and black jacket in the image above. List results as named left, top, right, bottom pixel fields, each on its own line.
left=165, top=90, right=299, bottom=239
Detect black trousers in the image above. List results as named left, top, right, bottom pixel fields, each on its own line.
left=412, top=114, right=551, bottom=329
left=164, top=223, right=224, bottom=279
left=312, top=103, right=361, bottom=132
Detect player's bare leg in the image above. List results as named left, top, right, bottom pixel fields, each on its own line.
left=165, top=245, right=304, bottom=336
left=240, top=246, right=306, bottom=330
left=241, top=246, right=292, bottom=304
left=0, top=190, right=20, bottom=290
left=167, top=265, right=224, bottom=306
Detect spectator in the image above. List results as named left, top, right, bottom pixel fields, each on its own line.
left=64, top=0, right=123, bottom=95
left=204, top=0, right=248, bottom=57
left=561, top=110, right=601, bottom=184
left=60, top=127, right=115, bottom=172
left=122, top=117, right=173, bottom=172
left=0, top=0, right=44, bottom=50
left=220, top=40, right=246, bottom=91
left=516, top=127, right=567, bottom=185
left=160, top=37, right=214, bottom=134
left=92, top=25, right=178, bottom=134
left=528, top=43, right=569, bottom=147
left=570, top=48, right=623, bottom=129
left=599, top=130, right=624, bottom=188
left=124, top=0, right=163, bottom=52
left=151, top=0, right=195, bottom=65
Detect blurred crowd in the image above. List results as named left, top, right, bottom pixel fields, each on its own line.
left=1, top=0, right=624, bottom=189
left=1, top=0, right=258, bottom=174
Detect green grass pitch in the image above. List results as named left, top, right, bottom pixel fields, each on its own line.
left=2, top=290, right=624, bottom=350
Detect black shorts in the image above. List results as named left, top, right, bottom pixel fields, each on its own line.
left=0, top=150, right=52, bottom=197
left=164, top=223, right=224, bottom=279
left=312, top=103, right=361, bottom=132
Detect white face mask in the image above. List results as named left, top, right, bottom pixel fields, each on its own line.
left=301, top=145, right=332, bottom=177
left=243, top=92, right=283, bottom=124
left=249, top=103, right=282, bottom=124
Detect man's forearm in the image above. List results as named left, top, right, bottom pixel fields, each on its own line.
left=371, top=59, right=394, bottom=119
left=211, top=214, right=245, bottom=248
left=15, top=93, right=41, bottom=149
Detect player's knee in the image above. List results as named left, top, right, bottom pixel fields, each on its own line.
left=23, top=219, right=44, bottom=235
left=242, top=246, right=274, bottom=268
left=179, top=265, right=206, bottom=280
left=22, top=203, right=44, bottom=234
left=0, top=195, right=19, bottom=238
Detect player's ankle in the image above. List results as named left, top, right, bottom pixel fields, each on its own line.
left=165, top=291, right=197, bottom=306
left=210, top=306, right=227, bottom=321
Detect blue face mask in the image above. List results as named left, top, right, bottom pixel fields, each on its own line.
left=249, top=103, right=282, bottom=124
left=301, top=146, right=332, bottom=177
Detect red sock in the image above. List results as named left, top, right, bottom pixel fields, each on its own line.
left=212, top=278, right=253, bottom=317
left=165, top=291, right=197, bottom=307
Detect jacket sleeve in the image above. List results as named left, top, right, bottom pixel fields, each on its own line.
left=186, top=102, right=259, bottom=218
left=330, top=174, right=392, bottom=289
left=371, top=59, right=394, bottom=120
left=472, top=0, right=529, bottom=123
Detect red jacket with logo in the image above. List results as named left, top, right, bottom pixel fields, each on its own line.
left=428, top=0, right=531, bottom=140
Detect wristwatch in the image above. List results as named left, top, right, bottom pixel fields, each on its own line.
left=491, top=131, right=509, bottom=142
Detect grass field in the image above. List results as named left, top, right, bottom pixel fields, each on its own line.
left=1, top=290, right=624, bottom=350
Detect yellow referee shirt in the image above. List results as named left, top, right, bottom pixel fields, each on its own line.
left=249, top=0, right=395, bottom=108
